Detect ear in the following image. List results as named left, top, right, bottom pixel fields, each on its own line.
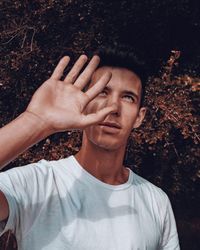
left=132, top=107, right=147, bottom=129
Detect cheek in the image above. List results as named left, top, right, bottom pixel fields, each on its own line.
left=122, top=107, right=138, bottom=129
left=84, top=126, right=95, bottom=140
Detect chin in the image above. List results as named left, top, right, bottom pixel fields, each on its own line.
left=84, top=126, right=128, bottom=151
left=88, top=133, right=127, bottom=151
left=93, top=140, right=121, bottom=151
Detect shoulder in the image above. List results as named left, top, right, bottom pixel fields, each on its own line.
left=0, top=156, right=74, bottom=204
left=131, top=170, right=169, bottom=205
left=130, top=171, right=173, bottom=227
left=0, top=155, right=73, bottom=185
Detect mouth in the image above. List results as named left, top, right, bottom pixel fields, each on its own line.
left=98, top=122, right=121, bottom=129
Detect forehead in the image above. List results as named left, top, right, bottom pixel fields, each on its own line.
left=90, top=66, right=142, bottom=93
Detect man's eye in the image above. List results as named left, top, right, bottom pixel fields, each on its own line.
left=123, top=95, right=135, bottom=102
left=98, top=91, right=107, bottom=96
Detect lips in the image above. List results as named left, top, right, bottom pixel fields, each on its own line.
left=98, top=121, right=121, bottom=129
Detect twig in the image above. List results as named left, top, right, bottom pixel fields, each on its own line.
left=172, top=143, right=179, bottom=158
left=1, top=33, right=18, bottom=45
left=30, top=28, right=36, bottom=51
left=1, top=26, right=27, bottom=36
left=21, top=31, right=27, bottom=48
left=194, top=133, right=200, bottom=142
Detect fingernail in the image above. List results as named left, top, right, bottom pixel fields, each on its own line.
left=64, top=56, right=70, bottom=60
left=81, top=54, right=88, bottom=61
left=93, top=55, right=100, bottom=61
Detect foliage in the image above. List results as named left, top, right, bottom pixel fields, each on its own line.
left=127, top=51, right=200, bottom=201
left=0, top=1, right=199, bottom=249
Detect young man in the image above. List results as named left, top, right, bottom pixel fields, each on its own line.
left=0, top=48, right=180, bottom=249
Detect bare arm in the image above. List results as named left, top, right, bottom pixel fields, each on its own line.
left=0, top=54, right=116, bottom=222
left=0, top=55, right=115, bottom=169
left=0, top=111, right=51, bottom=169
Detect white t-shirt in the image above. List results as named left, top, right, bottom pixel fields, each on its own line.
left=0, top=155, right=180, bottom=250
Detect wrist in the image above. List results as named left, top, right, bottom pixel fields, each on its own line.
left=22, top=110, right=54, bottom=138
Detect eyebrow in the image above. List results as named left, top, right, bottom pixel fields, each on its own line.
left=103, top=86, right=139, bottom=101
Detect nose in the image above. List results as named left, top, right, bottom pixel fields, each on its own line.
left=106, top=95, right=121, bottom=116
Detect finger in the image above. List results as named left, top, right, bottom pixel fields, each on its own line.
left=73, top=55, right=100, bottom=90
left=51, top=56, right=70, bottom=80
left=81, top=105, right=117, bottom=127
left=84, top=72, right=112, bottom=104
left=64, top=55, right=88, bottom=84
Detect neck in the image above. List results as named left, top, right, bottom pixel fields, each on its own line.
left=74, top=133, right=129, bottom=185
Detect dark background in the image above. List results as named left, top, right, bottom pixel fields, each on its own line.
left=0, top=0, right=200, bottom=249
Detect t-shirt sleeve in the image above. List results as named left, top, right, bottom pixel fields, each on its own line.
left=0, top=160, right=51, bottom=239
left=159, top=195, right=180, bottom=250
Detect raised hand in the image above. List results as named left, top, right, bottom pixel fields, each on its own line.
left=26, top=55, right=116, bottom=133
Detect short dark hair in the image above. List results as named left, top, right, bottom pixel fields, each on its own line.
left=95, top=45, right=148, bottom=107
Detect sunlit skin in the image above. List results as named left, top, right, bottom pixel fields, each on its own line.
left=0, top=56, right=147, bottom=221
left=75, top=66, right=146, bottom=185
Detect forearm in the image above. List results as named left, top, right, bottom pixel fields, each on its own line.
left=0, top=55, right=113, bottom=169
left=0, top=111, right=52, bottom=170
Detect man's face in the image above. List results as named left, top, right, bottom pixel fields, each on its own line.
left=83, top=66, right=146, bottom=150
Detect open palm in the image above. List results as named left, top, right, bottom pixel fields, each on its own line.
left=26, top=55, right=115, bottom=133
